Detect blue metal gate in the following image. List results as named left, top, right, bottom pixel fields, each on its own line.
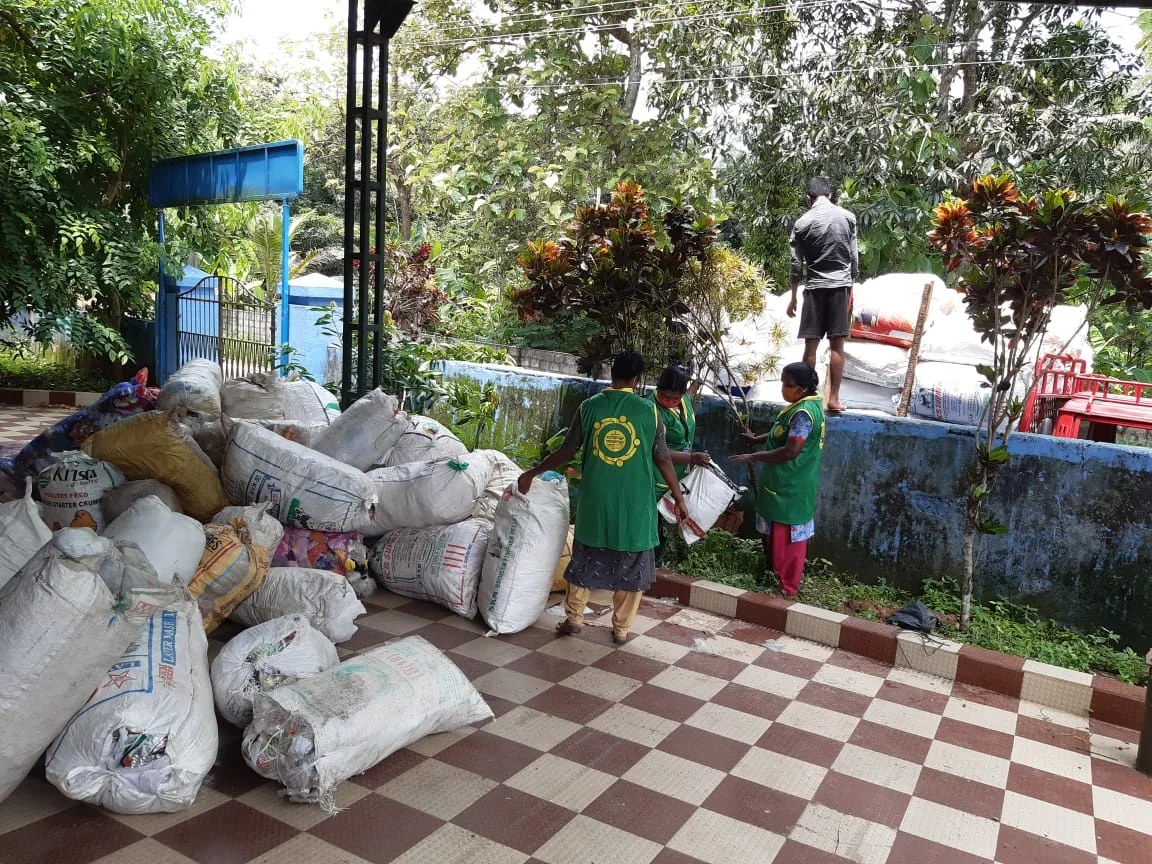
left=177, top=275, right=276, bottom=379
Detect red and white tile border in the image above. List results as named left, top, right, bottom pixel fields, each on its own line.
left=650, top=571, right=1147, bottom=731
left=0, top=389, right=102, bottom=407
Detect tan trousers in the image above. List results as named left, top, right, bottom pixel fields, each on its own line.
left=565, top=583, right=643, bottom=638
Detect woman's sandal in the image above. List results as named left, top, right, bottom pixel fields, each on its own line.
left=612, top=632, right=633, bottom=645
left=555, top=620, right=582, bottom=636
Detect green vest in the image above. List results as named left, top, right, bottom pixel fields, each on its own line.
left=650, top=393, right=696, bottom=495
left=574, top=388, right=660, bottom=552
left=755, top=396, right=826, bottom=526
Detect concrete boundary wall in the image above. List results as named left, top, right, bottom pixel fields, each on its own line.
left=434, top=360, right=1152, bottom=650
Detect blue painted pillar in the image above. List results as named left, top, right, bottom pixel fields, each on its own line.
left=280, top=199, right=291, bottom=373
left=156, top=211, right=168, bottom=382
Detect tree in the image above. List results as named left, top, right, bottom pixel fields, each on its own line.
left=247, top=207, right=339, bottom=299
left=929, top=175, right=1152, bottom=629
left=725, top=1, right=1150, bottom=286
left=512, top=181, right=716, bottom=374
left=0, top=0, right=241, bottom=363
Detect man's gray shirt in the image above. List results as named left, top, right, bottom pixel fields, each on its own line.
left=789, top=198, right=859, bottom=290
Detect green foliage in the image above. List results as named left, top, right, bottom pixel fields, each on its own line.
left=0, top=0, right=241, bottom=358
left=512, top=181, right=717, bottom=374
left=663, top=531, right=765, bottom=590
left=0, top=348, right=117, bottom=392
left=444, top=380, right=499, bottom=449
left=270, top=344, right=314, bottom=383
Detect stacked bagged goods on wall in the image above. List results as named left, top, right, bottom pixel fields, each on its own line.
left=37, top=453, right=124, bottom=531
left=242, top=636, right=492, bottom=806
left=364, top=452, right=496, bottom=537
left=369, top=520, right=490, bottom=618
left=850, top=273, right=945, bottom=347
left=231, top=567, right=366, bottom=643
left=45, top=601, right=218, bottom=814
left=211, top=615, right=339, bottom=728
left=103, top=496, right=206, bottom=586
left=83, top=410, right=228, bottom=521
left=0, top=529, right=177, bottom=803
left=222, top=420, right=377, bottom=533
left=717, top=291, right=804, bottom=393
left=478, top=472, right=570, bottom=635
left=0, top=479, right=51, bottom=590
left=309, top=388, right=409, bottom=470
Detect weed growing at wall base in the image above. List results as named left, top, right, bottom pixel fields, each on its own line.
left=664, top=532, right=1148, bottom=685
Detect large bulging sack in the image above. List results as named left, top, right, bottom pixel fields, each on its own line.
left=838, top=341, right=910, bottom=389
left=478, top=472, right=570, bottom=635
left=369, top=520, right=490, bottom=618
left=838, top=378, right=900, bottom=414
left=310, top=389, right=409, bottom=471
left=272, top=527, right=367, bottom=575
left=382, top=415, right=468, bottom=467
left=103, top=479, right=183, bottom=524
left=242, top=637, right=492, bottom=806
left=221, top=374, right=341, bottom=425
left=363, top=452, right=494, bottom=538
left=211, top=503, right=285, bottom=557
left=37, top=453, right=125, bottom=532
left=44, top=601, right=218, bottom=814
left=658, top=464, right=742, bottom=546
left=103, top=496, right=206, bottom=586
left=83, top=410, right=229, bottom=521
left=0, top=529, right=175, bottom=804
left=158, top=359, right=223, bottom=417
left=188, top=524, right=270, bottom=634
left=1033, top=304, right=1094, bottom=370
left=719, top=293, right=804, bottom=389
left=0, top=478, right=51, bottom=592
left=919, top=291, right=994, bottom=367
left=910, top=362, right=992, bottom=426
left=231, top=567, right=366, bottom=643
left=472, top=451, right=521, bottom=522
left=210, top=615, right=338, bottom=728
left=222, top=421, right=377, bottom=533
left=850, top=274, right=945, bottom=348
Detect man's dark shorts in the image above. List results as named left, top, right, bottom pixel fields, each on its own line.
left=798, top=285, right=852, bottom=340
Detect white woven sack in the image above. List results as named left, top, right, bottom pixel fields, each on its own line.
left=211, top=502, right=285, bottom=556
left=0, top=529, right=175, bottom=804
left=281, top=381, right=341, bottom=425
left=381, top=415, right=468, bottom=467
left=839, top=378, right=900, bottom=414
left=471, top=451, right=521, bottom=522
left=221, top=372, right=288, bottom=421
left=910, top=362, right=991, bottom=426
left=658, top=464, right=741, bottom=546
left=369, top=520, right=490, bottom=618
left=44, top=601, right=218, bottom=814
left=310, top=388, right=409, bottom=471
left=231, top=567, right=366, bottom=644
left=103, top=479, right=184, bottom=524
left=477, top=472, right=569, bottom=635
left=0, top=478, right=51, bottom=592
left=362, top=452, right=494, bottom=538
left=222, top=421, right=377, bottom=533
left=210, top=614, right=338, bottom=728
left=158, top=359, right=223, bottom=416
left=840, top=341, right=910, bottom=388
left=242, top=636, right=492, bottom=806
left=37, top=452, right=125, bottom=532
left=103, top=496, right=206, bottom=586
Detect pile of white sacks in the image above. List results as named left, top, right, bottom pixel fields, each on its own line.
left=0, top=359, right=576, bottom=815
left=718, top=274, right=1094, bottom=427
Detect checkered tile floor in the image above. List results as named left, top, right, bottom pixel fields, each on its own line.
left=1, top=591, right=1149, bottom=864
left=0, top=404, right=73, bottom=457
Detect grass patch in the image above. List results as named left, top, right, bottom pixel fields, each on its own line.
left=665, top=530, right=1148, bottom=686
left=0, top=350, right=116, bottom=393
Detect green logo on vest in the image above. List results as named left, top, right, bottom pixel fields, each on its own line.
left=592, top=415, right=641, bottom=467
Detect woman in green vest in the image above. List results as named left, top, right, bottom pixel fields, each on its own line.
left=731, top=362, right=826, bottom=597
left=649, top=363, right=711, bottom=562
left=518, top=352, right=688, bottom=644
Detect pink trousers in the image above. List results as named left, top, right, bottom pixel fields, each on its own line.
left=764, top=521, right=807, bottom=596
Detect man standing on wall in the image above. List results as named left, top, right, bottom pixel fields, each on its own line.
left=787, top=176, right=859, bottom=415
left=518, top=351, right=688, bottom=645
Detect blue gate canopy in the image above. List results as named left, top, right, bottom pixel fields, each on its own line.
left=149, top=140, right=303, bottom=208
